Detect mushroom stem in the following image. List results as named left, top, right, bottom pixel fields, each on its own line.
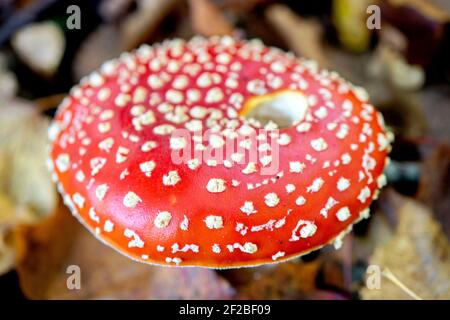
left=381, top=267, right=423, bottom=300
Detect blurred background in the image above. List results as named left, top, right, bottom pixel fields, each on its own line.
left=0, top=0, right=449, bottom=300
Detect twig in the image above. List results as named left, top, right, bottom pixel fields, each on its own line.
left=382, top=267, right=423, bottom=300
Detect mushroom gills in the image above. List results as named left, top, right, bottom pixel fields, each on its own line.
left=242, top=90, right=310, bottom=128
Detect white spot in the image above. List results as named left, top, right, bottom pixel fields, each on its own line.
left=190, top=106, right=208, bottom=119
left=206, top=159, right=217, bottom=167
left=285, top=184, right=296, bottom=193
left=154, top=211, right=172, bottom=228
left=88, top=207, right=100, bottom=223
left=90, top=157, right=106, bottom=176
left=166, top=89, right=184, bottom=104
left=170, top=136, right=187, bottom=150
left=337, top=177, right=350, bottom=191
left=377, top=174, right=387, bottom=189
left=141, top=140, right=157, bottom=152
left=272, top=251, right=285, bottom=261
left=165, top=257, right=182, bottom=265
left=140, top=160, right=156, bottom=177
left=209, top=134, right=225, bottom=148
left=227, top=242, right=258, bottom=254
left=180, top=215, right=189, bottom=231
left=98, top=137, right=114, bottom=152
left=95, top=184, right=109, bottom=201
left=55, top=153, right=70, bottom=172
left=307, top=178, right=324, bottom=193
left=123, top=192, right=142, bottom=208
left=277, top=133, right=291, bottom=146
left=205, top=87, right=224, bottom=103
left=206, top=178, right=226, bottom=193
left=75, top=170, right=85, bottom=182
left=297, top=122, right=311, bottom=133
left=115, top=146, right=129, bottom=163
left=73, top=193, right=85, bottom=209
left=240, top=201, right=257, bottom=215
left=212, top=244, right=221, bottom=253
left=120, top=168, right=129, bottom=180
left=295, top=196, right=306, bottom=206
left=153, top=124, right=175, bottom=135
left=264, top=193, right=280, bottom=207
left=114, top=93, right=131, bottom=107
left=336, top=207, right=351, bottom=221
left=289, top=161, right=305, bottom=173
left=124, top=229, right=144, bottom=248
left=341, top=153, right=352, bottom=165
left=187, top=158, right=200, bottom=170
left=290, top=220, right=317, bottom=241
left=357, top=186, right=371, bottom=203
left=336, top=124, right=349, bottom=139
left=260, top=155, right=272, bottom=167
left=103, top=220, right=114, bottom=232
left=310, top=138, right=328, bottom=152
left=231, top=153, right=244, bottom=163
left=320, top=197, right=338, bottom=217
left=163, top=170, right=181, bottom=186
left=204, top=215, right=223, bottom=229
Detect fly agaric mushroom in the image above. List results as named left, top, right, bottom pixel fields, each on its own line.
left=49, top=37, right=392, bottom=268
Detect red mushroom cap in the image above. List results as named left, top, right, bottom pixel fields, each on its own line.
left=49, top=37, right=392, bottom=268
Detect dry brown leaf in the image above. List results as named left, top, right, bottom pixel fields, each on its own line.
left=0, top=54, right=18, bottom=99
left=74, top=0, right=179, bottom=79
left=189, top=0, right=235, bottom=36
left=16, top=199, right=234, bottom=299
left=11, top=21, right=65, bottom=77
left=0, top=194, right=21, bottom=273
left=265, top=4, right=328, bottom=68
left=120, top=0, right=180, bottom=50
left=230, top=260, right=321, bottom=299
left=0, top=99, right=56, bottom=275
left=73, top=24, right=122, bottom=80
left=360, top=197, right=450, bottom=299
left=417, top=144, right=450, bottom=238
left=98, top=0, right=134, bottom=22
left=211, top=0, right=270, bottom=13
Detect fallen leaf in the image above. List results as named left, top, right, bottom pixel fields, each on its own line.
left=0, top=53, right=18, bottom=99
left=265, top=4, right=329, bottom=68
left=230, top=260, right=322, bottom=299
left=418, top=86, right=450, bottom=145
left=74, top=0, right=179, bottom=79
left=120, top=0, right=180, bottom=50
left=0, top=101, right=56, bottom=217
left=189, top=0, right=235, bottom=36
left=98, top=0, right=134, bottom=22
left=0, top=195, right=21, bottom=274
left=381, top=0, right=449, bottom=70
left=367, top=39, right=425, bottom=91
left=210, top=0, right=270, bottom=13
left=73, top=24, right=122, bottom=80
left=0, top=99, right=56, bottom=275
left=360, top=196, right=450, bottom=299
left=16, top=199, right=235, bottom=299
left=11, top=21, right=65, bottom=77
left=417, top=144, right=450, bottom=238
